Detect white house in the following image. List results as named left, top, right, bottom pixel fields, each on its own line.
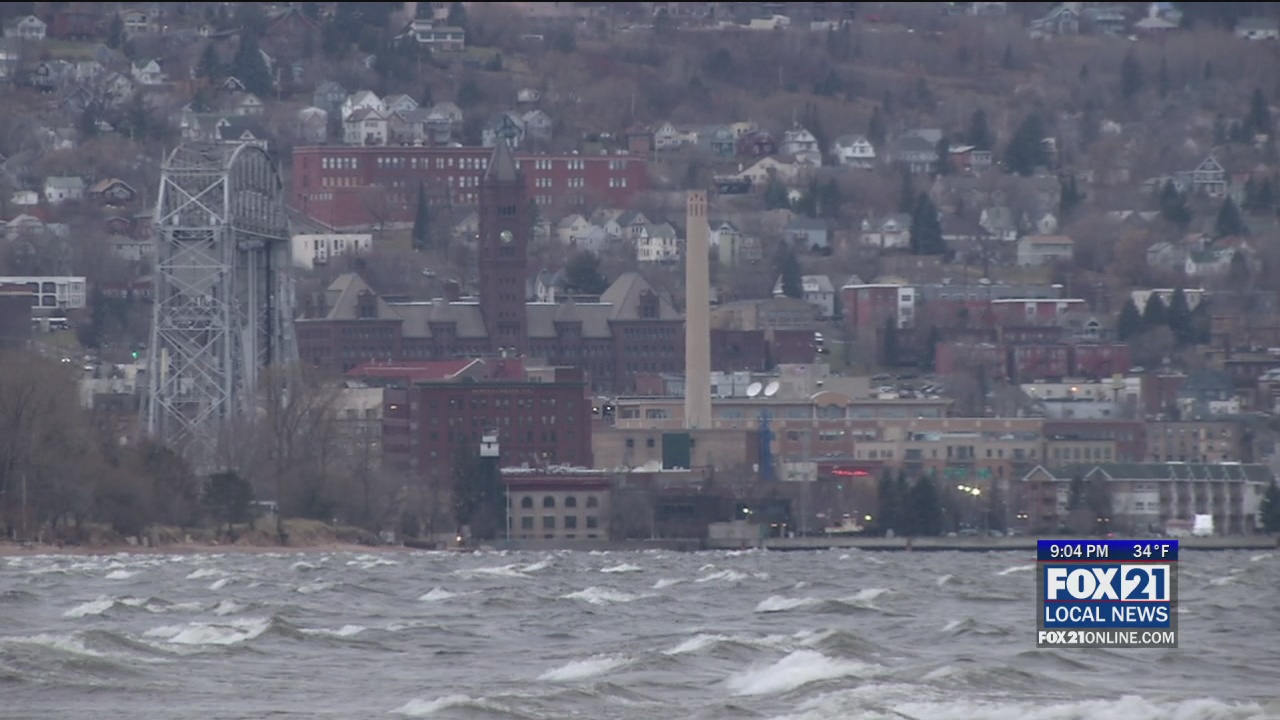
left=555, top=213, right=592, bottom=244
left=130, top=59, right=165, bottom=85
left=773, top=274, right=837, bottom=318
left=344, top=108, right=388, bottom=145
left=860, top=214, right=912, bottom=250
left=1235, top=17, right=1279, bottom=40
left=1017, top=235, right=1075, bottom=266
left=4, top=15, right=46, bottom=41
left=653, top=122, right=697, bottom=151
left=735, top=156, right=802, bottom=186
left=779, top=126, right=821, bottom=165
left=44, top=176, right=86, bottom=204
left=341, top=90, right=384, bottom=120
left=831, top=135, right=876, bottom=168
left=636, top=222, right=681, bottom=264
left=383, top=93, right=419, bottom=115
left=291, top=233, right=374, bottom=270
left=9, top=189, right=38, bottom=207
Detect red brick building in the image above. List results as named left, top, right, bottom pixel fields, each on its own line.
left=294, top=144, right=683, bottom=392
left=376, top=363, right=594, bottom=486
left=840, top=284, right=916, bottom=332
left=291, top=145, right=650, bottom=229
left=0, top=283, right=34, bottom=350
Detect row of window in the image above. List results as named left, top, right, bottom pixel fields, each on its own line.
left=519, top=495, right=599, bottom=509
left=517, top=516, right=598, bottom=530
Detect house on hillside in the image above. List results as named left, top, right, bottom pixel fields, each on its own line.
left=1017, top=235, right=1074, bottom=266
left=831, top=135, right=875, bottom=168
left=4, top=15, right=47, bottom=41
left=785, top=217, right=830, bottom=253
left=313, top=81, right=348, bottom=115
left=1191, top=155, right=1227, bottom=197
left=130, top=59, right=164, bottom=85
left=895, top=135, right=938, bottom=175
left=737, top=128, right=777, bottom=158
left=774, top=274, right=836, bottom=318
left=1235, top=17, right=1279, bottom=40
left=344, top=109, right=388, bottom=146
left=636, top=222, right=681, bottom=264
left=89, top=178, right=137, bottom=207
left=653, top=122, right=697, bottom=151
left=860, top=214, right=912, bottom=250
left=780, top=126, right=821, bottom=165
left=44, top=176, right=85, bottom=204
left=1029, top=5, right=1080, bottom=37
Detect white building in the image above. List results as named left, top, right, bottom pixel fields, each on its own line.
left=773, top=274, right=836, bottom=318
left=635, top=222, right=680, bottom=264
left=831, top=135, right=876, bottom=168
left=0, top=276, right=87, bottom=310
left=291, top=233, right=374, bottom=269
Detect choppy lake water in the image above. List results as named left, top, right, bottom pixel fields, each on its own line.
left=2, top=548, right=1278, bottom=720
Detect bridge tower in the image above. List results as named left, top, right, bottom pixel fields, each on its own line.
left=144, top=142, right=298, bottom=469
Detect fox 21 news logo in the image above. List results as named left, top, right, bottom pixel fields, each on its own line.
left=1035, top=540, right=1178, bottom=649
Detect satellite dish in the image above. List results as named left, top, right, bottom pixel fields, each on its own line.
left=746, top=382, right=763, bottom=398
left=764, top=381, right=780, bottom=398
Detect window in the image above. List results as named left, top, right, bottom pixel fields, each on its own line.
left=565, top=496, right=578, bottom=508
left=521, top=496, right=533, bottom=509
left=564, top=516, right=578, bottom=529
left=585, top=516, right=598, bottom=529
left=586, top=495, right=599, bottom=508
left=542, top=516, right=556, bottom=530
left=520, top=516, right=533, bottom=530
left=542, top=496, right=556, bottom=509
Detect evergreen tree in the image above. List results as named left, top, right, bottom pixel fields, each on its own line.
left=966, top=108, right=993, bottom=151
left=1228, top=251, right=1250, bottom=287
left=450, top=445, right=504, bottom=540
left=892, top=470, right=911, bottom=533
left=1120, top=50, right=1143, bottom=101
left=1067, top=475, right=1086, bottom=511
left=232, top=32, right=273, bottom=95
left=986, top=482, right=1007, bottom=533
left=204, top=470, right=254, bottom=538
left=1141, top=292, right=1167, bottom=330
left=882, top=317, right=899, bottom=365
left=908, top=475, right=945, bottom=536
left=1213, top=113, right=1229, bottom=145
left=456, top=77, right=483, bottom=108
left=1261, top=483, right=1280, bottom=533
left=1116, top=298, right=1144, bottom=341
left=1167, top=287, right=1195, bottom=346
left=1245, top=87, right=1273, bottom=138
left=777, top=245, right=804, bottom=299
left=565, top=251, right=609, bottom=295
left=876, top=470, right=898, bottom=534
left=411, top=182, right=430, bottom=251
left=910, top=192, right=944, bottom=255
left=1158, top=180, right=1192, bottom=229
left=818, top=179, right=843, bottom=220
left=921, top=325, right=941, bottom=371
left=1059, top=175, right=1084, bottom=220
left=763, top=174, right=790, bottom=210
left=1004, top=114, right=1048, bottom=176
left=934, top=135, right=951, bottom=175
left=1190, top=301, right=1213, bottom=345
left=867, top=105, right=886, bottom=148
left=196, top=43, right=222, bottom=81
left=1214, top=197, right=1247, bottom=238
left=898, top=170, right=914, bottom=214
left=106, top=13, right=124, bottom=49
left=420, top=82, right=434, bottom=108
left=447, top=1, right=468, bottom=29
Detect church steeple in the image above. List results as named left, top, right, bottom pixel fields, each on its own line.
left=484, top=134, right=520, bottom=184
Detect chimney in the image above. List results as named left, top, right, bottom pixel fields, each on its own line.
left=443, top=279, right=461, bottom=302
left=684, top=190, right=713, bottom=430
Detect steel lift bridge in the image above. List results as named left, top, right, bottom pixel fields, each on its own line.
left=144, top=142, right=298, bottom=470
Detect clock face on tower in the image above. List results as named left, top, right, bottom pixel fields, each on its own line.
left=500, top=230, right=513, bottom=244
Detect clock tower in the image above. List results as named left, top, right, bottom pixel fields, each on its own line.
left=477, top=137, right=529, bottom=354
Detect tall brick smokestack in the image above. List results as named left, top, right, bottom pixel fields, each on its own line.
left=684, top=190, right=712, bottom=430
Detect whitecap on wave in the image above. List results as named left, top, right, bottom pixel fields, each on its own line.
left=756, top=596, right=821, bottom=613
left=560, top=586, right=646, bottom=605
left=419, top=587, right=457, bottom=602
left=996, top=564, right=1035, bottom=576
left=600, top=563, right=643, bottom=574
left=537, top=654, right=629, bottom=682
left=770, top=692, right=1275, bottom=720
left=726, top=650, right=876, bottom=696
left=300, top=624, right=366, bottom=638
left=144, top=617, right=271, bottom=646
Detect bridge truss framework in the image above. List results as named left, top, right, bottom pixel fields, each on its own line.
left=144, top=142, right=297, bottom=470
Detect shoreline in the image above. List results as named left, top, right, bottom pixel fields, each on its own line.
left=3, top=534, right=1278, bottom=557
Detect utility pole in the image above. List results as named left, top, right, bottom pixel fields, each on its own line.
left=21, top=471, right=28, bottom=542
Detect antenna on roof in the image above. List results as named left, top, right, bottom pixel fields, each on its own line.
left=747, top=381, right=763, bottom=398
left=764, top=380, right=780, bottom=398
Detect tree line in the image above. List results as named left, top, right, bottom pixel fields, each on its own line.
left=0, top=351, right=397, bottom=544
left=1116, top=288, right=1211, bottom=347
left=874, top=469, right=1008, bottom=537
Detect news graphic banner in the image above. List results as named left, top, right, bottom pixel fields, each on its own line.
left=1036, top=540, right=1178, bottom=649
